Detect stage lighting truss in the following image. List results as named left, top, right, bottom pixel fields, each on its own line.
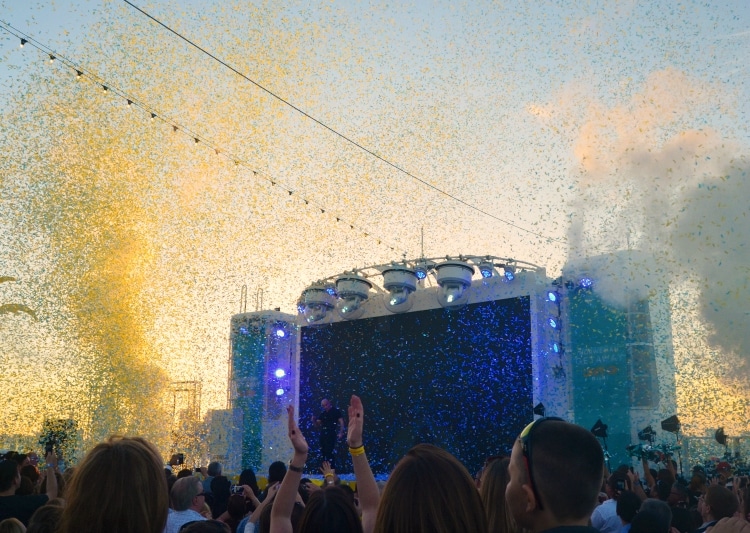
left=296, top=255, right=545, bottom=321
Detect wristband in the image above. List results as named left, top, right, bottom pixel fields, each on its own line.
left=324, top=473, right=334, bottom=478
left=349, top=445, right=365, bottom=457
left=288, top=462, right=304, bottom=473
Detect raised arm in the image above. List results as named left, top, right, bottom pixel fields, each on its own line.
left=347, top=395, right=379, bottom=533
left=642, top=458, right=656, bottom=493
left=270, top=405, right=309, bottom=533
left=45, top=450, right=58, bottom=500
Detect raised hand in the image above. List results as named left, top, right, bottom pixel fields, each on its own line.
left=287, top=405, right=309, bottom=455
left=347, top=395, right=364, bottom=448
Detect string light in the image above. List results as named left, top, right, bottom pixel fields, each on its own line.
left=0, top=23, right=403, bottom=255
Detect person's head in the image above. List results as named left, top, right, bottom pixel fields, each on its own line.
left=268, top=461, right=287, bottom=485
left=207, top=461, right=222, bottom=477
left=321, top=399, right=332, bottom=412
left=480, top=456, right=516, bottom=533
left=606, top=471, right=631, bottom=500
left=374, top=443, right=487, bottom=533
left=172, top=476, right=205, bottom=512
left=176, top=468, right=194, bottom=479
left=0, top=518, right=26, bottom=533
left=701, top=484, right=738, bottom=522
left=16, top=474, right=34, bottom=495
left=298, top=485, right=362, bottom=533
left=506, top=418, right=604, bottom=532
left=226, top=494, right=246, bottom=519
left=20, top=464, right=40, bottom=485
left=0, top=460, right=20, bottom=492
left=631, top=499, right=672, bottom=533
left=239, top=468, right=260, bottom=496
left=180, top=520, right=231, bottom=533
left=616, top=490, right=642, bottom=524
left=27, top=503, right=64, bottom=533
left=668, top=483, right=690, bottom=508
left=58, top=435, right=169, bottom=533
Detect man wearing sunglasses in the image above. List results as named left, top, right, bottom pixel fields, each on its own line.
left=506, top=417, right=605, bottom=533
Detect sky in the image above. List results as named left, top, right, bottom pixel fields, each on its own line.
left=1, top=0, right=749, bottom=451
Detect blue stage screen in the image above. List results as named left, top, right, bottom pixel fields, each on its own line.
left=299, top=296, right=533, bottom=476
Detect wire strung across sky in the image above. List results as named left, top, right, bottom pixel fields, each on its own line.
left=122, top=0, right=566, bottom=245
left=0, top=21, right=406, bottom=255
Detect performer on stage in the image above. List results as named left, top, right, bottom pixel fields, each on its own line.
left=311, top=398, right=345, bottom=469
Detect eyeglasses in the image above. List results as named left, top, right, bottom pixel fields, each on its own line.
left=519, top=416, right=564, bottom=511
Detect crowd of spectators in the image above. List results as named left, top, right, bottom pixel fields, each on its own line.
left=2, top=400, right=750, bottom=533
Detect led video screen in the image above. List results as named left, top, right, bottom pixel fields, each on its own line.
left=298, top=296, right=533, bottom=476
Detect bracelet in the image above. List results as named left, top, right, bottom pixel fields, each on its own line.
left=324, top=473, right=334, bottom=479
left=288, top=462, right=304, bottom=473
left=349, top=445, right=365, bottom=457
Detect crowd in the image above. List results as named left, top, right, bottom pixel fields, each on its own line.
left=2, top=397, right=750, bottom=533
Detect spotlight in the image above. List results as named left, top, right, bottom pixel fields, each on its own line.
left=275, top=388, right=285, bottom=396
left=533, top=403, right=545, bottom=416
left=435, top=260, right=474, bottom=308
left=413, top=259, right=434, bottom=281
left=548, top=317, right=559, bottom=329
left=335, top=273, right=372, bottom=320
left=547, top=291, right=558, bottom=302
left=20, top=38, right=27, bottom=47
left=48, top=54, right=55, bottom=63
left=274, top=368, right=286, bottom=378
left=552, top=342, right=560, bottom=353
left=661, top=415, right=681, bottom=434
left=298, top=284, right=335, bottom=323
left=275, top=328, right=286, bottom=338
left=478, top=258, right=495, bottom=279
left=382, top=266, right=417, bottom=313
left=503, top=265, right=515, bottom=281
left=638, top=425, right=655, bottom=443
left=715, top=427, right=728, bottom=446
left=579, top=277, right=593, bottom=288
left=591, top=419, right=608, bottom=438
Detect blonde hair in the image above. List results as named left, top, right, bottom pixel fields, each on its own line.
left=0, top=518, right=26, bottom=533
left=58, top=436, right=168, bottom=533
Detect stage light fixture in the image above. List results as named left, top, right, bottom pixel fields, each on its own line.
left=275, top=328, right=286, bottom=338
left=335, top=273, right=372, bottom=320
left=591, top=419, right=609, bottom=438
left=413, top=259, right=434, bottom=281
left=275, top=388, right=285, bottom=396
left=382, top=266, right=417, bottom=313
left=503, top=265, right=515, bottom=281
left=20, top=39, right=27, bottom=47
left=579, top=277, right=593, bottom=288
left=48, top=54, right=55, bottom=63
left=548, top=317, right=559, bottom=329
left=435, top=260, right=474, bottom=308
left=274, top=368, right=286, bottom=378
left=547, top=291, right=558, bottom=302
left=552, top=342, right=560, bottom=353
left=298, top=284, right=336, bottom=323
left=533, top=403, right=545, bottom=416
left=478, top=258, right=496, bottom=278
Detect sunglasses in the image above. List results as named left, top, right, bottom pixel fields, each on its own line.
left=519, top=416, right=564, bottom=511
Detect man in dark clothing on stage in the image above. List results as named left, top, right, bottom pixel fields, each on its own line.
left=311, top=398, right=345, bottom=470
left=506, top=417, right=604, bottom=533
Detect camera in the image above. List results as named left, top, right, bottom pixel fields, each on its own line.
left=176, top=453, right=185, bottom=465
left=231, top=485, right=244, bottom=495
left=616, top=479, right=626, bottom=491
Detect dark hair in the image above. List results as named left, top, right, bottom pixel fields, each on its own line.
left=616, top=490, right=642, bottom=523
left=20, top=464, right=41, bottom=485
left=268, top=461, right=287, bottom=484
left=704, top=484, right=739, bottom=520
left=530, top=420, right=604, bottom=522
left=374, top=444, right=487, bottom=533
left=239, top=468, right=260, bottom=497
left=298, top=485, right=363, bottom=533
left=58, top=436, right=169, bottom=533
left=180, top=520, right=231, bottom=533
left=0, top=460, right=19, bottom=492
